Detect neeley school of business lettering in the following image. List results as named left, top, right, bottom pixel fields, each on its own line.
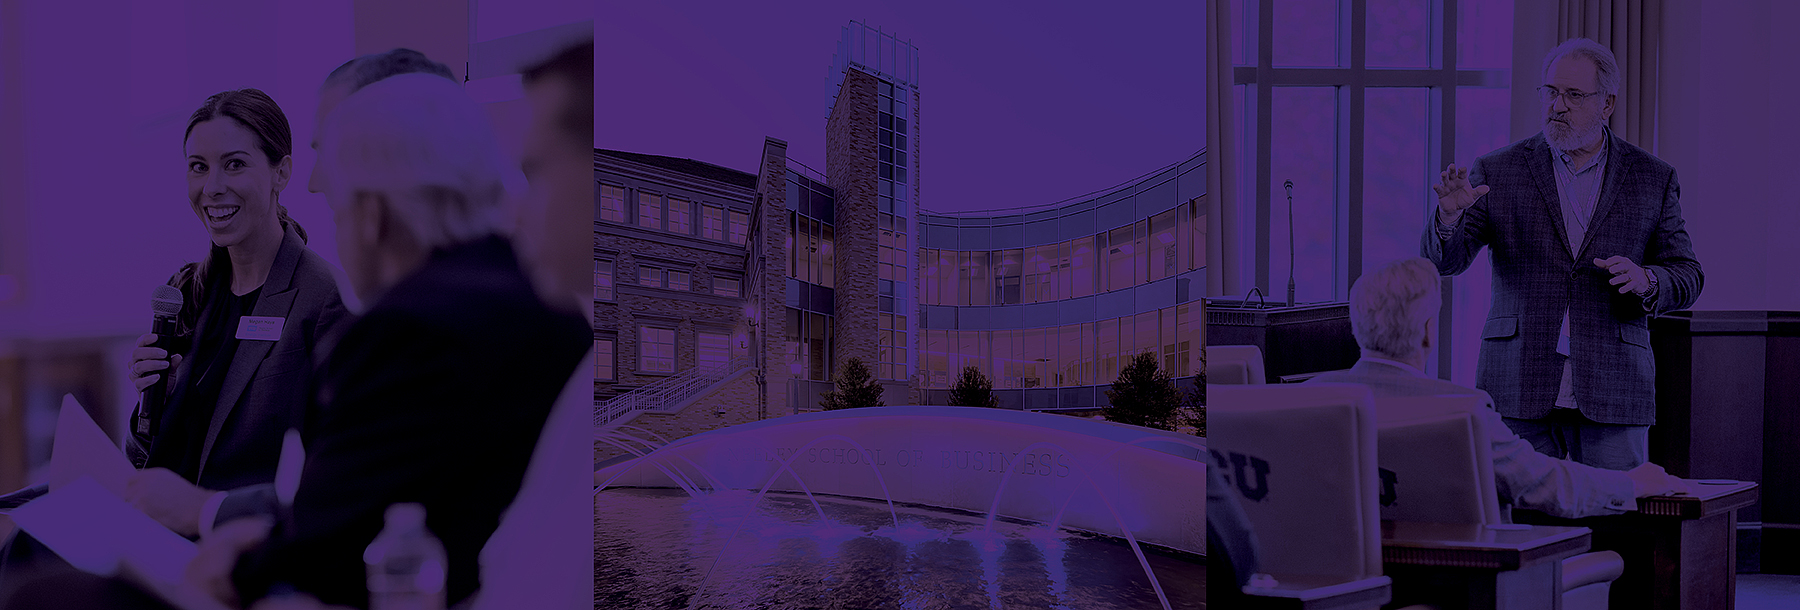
left=596, top=23, right=1208, bottom=445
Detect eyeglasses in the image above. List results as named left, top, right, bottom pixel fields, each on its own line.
left=1537, top=86, right=1604, bottom=107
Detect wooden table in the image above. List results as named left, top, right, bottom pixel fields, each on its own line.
left=1514, top=479, right=1759, bottom=610
left=1379, top=521, right=1592, bottom=610
left=1240, top=575, right=1393, bottom=610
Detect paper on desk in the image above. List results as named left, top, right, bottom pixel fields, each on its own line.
left=47, top=394, right=136, bottom=498
left=8, top=476, right=197, bottom=588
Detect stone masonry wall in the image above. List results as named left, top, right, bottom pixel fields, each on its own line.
left=826, top=68, right=880, bottom=379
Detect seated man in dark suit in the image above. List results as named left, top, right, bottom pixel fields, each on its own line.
left=1305, top=257, right=1684, bottom=518
left=182, top=73, right=589, bottom=610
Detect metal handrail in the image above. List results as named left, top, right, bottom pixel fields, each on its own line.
left=595, top=356, right=751, bottom=428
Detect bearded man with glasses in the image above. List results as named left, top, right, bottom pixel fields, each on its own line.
left=1422, top=37, right=1703, bottom=472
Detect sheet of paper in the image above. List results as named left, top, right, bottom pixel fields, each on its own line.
left=47, top=394, right=136, bottom=498
left=8, top=476, right=197, bottom=588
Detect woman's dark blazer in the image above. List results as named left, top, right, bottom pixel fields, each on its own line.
left=127, top=224, right=350, bottom=528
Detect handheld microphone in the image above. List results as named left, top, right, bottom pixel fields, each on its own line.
left=1284, top=180, right=1297, bottom=307
left=143, top=285, right=183, bottom=436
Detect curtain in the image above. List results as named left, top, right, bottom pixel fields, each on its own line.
left=1205, top=0, right=1239, bottom=298
left=1558, top=0, right=1663, bottom=150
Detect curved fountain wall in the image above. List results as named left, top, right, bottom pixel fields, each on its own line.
left=596, top=406, right=1207, bottom=555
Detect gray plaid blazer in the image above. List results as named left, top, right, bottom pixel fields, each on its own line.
left=1422, top=131, right=1702, bottom=426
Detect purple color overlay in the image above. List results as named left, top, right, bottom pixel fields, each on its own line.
left=599, top=1, right=1203, bottom=214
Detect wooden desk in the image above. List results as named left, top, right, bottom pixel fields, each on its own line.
left=1514, top=480, right=1759, bottom=610
left=1379, top=521, right=1591, bottom=610
left=1241, top=575, right=1393, bottom=610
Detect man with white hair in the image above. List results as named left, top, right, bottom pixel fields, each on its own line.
left=1306, top=257, right=1685, bottom=518
left=194, top=73, right=589, bottom=609
left=1425, top=38, right=1702, bottom=470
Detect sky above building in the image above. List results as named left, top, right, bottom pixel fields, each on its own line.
left=599, top=1, right=1203, bottom=214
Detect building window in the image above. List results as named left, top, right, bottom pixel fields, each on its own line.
left=638, top=265, right=661, bottom=287
left=639, top=326, right=675, bottom=373
left=595, top=259, right=614, bottom=301
left=595, top=338, right=615, bottom=381
left=702, top=205, right=725, bottom=241
left=667, top=196, right=691, bottom=235
left=877, top=312, right=907, bottom=380
left=728, top=210, right=749, bottom=245
left=697, top=332, right=729, bottom=371
left=1232, top=0, right=1512, bottom=383
left=667, top=270, right=690, bottom=292
left=637, top=191, right=662, bottom=230
left=714, top=276, right=741, bottom=298
left=599, top=184, right=626, bottom=223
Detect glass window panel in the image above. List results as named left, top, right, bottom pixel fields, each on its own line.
left=786, top=179, right=800, bottom=212
left=1458, top=0, right=1515, bottom=69
left=1179, top=303, right=1201, bottom=377
left=639, top=326, right=675, bottom=373
left=1096, top=318, right=1118, bottom=384
left=600, top=184, right=626, bottom=222
left=996, top=249, right=1022, bottom=305
left=1057, top=324, right=1080, bottom=387
left=1106, top=225, right=1136, bottom=292
left=1192, top=200, right=1208, bottom=269
left=960, top=251, right=990, bottom=306
left=809, top=312, right=828, bottom=381
left=729, top=210, right=749, bottom=245
left=698, top=332, right=729, bottom=370
left=1273, top=0, right=1339, bottom=67
left=1161, top=307, right=1179, bottom=375
left=595, top=338, right=615, bottom=381
left=639, top=265, right=660, bottom=287
left=1069, top=237, right=1096, bottom=297
left=1363, top=87, right=1430, bottom=272
left=786, top=308, right=803, bottom=378
left=1272, top=86, right=1339, bottom=303
left=1150, top=210, right=1179, bottom=282
left=704, top=205, right=725, bottom=240
left=668, top=270, right=689, bottom=292
left=1367, top=0, right=1430, bottom=68
left=637, top=191, right=661, bottom=230
left=715, top=277, right=740, bottom=298
left=936, top=250, right=957, bottom=306
left=667, top=197, right=690, bottom=235
left=595, top=259, right=614, bottom=301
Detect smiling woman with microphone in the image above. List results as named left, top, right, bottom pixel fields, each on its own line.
left=122, top=88, right=350, bottom=540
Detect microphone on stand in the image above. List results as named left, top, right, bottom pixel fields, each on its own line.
left=141, top=285, right=183, bottom=437
left=1284, top=180, right=1296, bottom=308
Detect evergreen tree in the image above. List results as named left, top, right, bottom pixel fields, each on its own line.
left=949, top=365, right=1000, bottom=408
left=1103, top=352, right=1180, bottom=430
left=820, top=357, right=885, bottom=410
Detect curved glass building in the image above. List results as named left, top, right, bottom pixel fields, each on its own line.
left=912, top=154, right=1207, bottom=410
left=597, top=21, right=1204, bottom=425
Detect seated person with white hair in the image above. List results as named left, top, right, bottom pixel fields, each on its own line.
left=1305, top=257, right=1684, bottom=518
left=184, top=73, right=589, bottom=610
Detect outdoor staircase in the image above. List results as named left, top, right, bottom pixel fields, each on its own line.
left=594, top=357, right=752, bottom=429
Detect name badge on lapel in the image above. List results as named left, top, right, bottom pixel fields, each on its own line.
left=236, top=316, right=286, bottom=341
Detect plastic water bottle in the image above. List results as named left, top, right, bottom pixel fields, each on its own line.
left=364, top=503, right=448, bottom=610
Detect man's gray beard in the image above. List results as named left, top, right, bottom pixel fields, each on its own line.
left=1545, top=120, right=1603, bottom=151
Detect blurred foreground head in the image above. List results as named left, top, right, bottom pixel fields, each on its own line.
left=1348, top=256, right=1442, bottom=363
left=516, top=39, right=594, bottom=315
left=309, top=48, right=456, bottom=195
left=317, top=73, right=508, bottom=303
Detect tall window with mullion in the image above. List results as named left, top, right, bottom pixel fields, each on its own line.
left=1231, top=0, right=1512, bottom=382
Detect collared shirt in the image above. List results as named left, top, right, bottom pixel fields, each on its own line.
left=1360, top=355, right=1428, bottom=379
left=1548, top=129, right=1610, bottom=409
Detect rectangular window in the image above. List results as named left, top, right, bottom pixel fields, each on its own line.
left=639, top=326, right=675, bottom=373
left=637, top=191, right=661, bottom=230
left=599, top=184, right=626, bottom=223
left=595, top=259, right=614, bottom=301
left=638, top=265, right=661, bottom=287
left=667, top=197, right=691, bottom=235
left=729, top=210, right=749, bottom=245
left=703, top=205, right=725, bottom=240
left=714, top=276, right=741, bottom=298
left=667, top=270, right=690, bottom=292
left=697, top=332, right=729, bottom=371
left=1149, top=210, right=1178, bottom=282
left=819, top=224, right=835, bottom=288
left=595, top=338, right=615, bottom=381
